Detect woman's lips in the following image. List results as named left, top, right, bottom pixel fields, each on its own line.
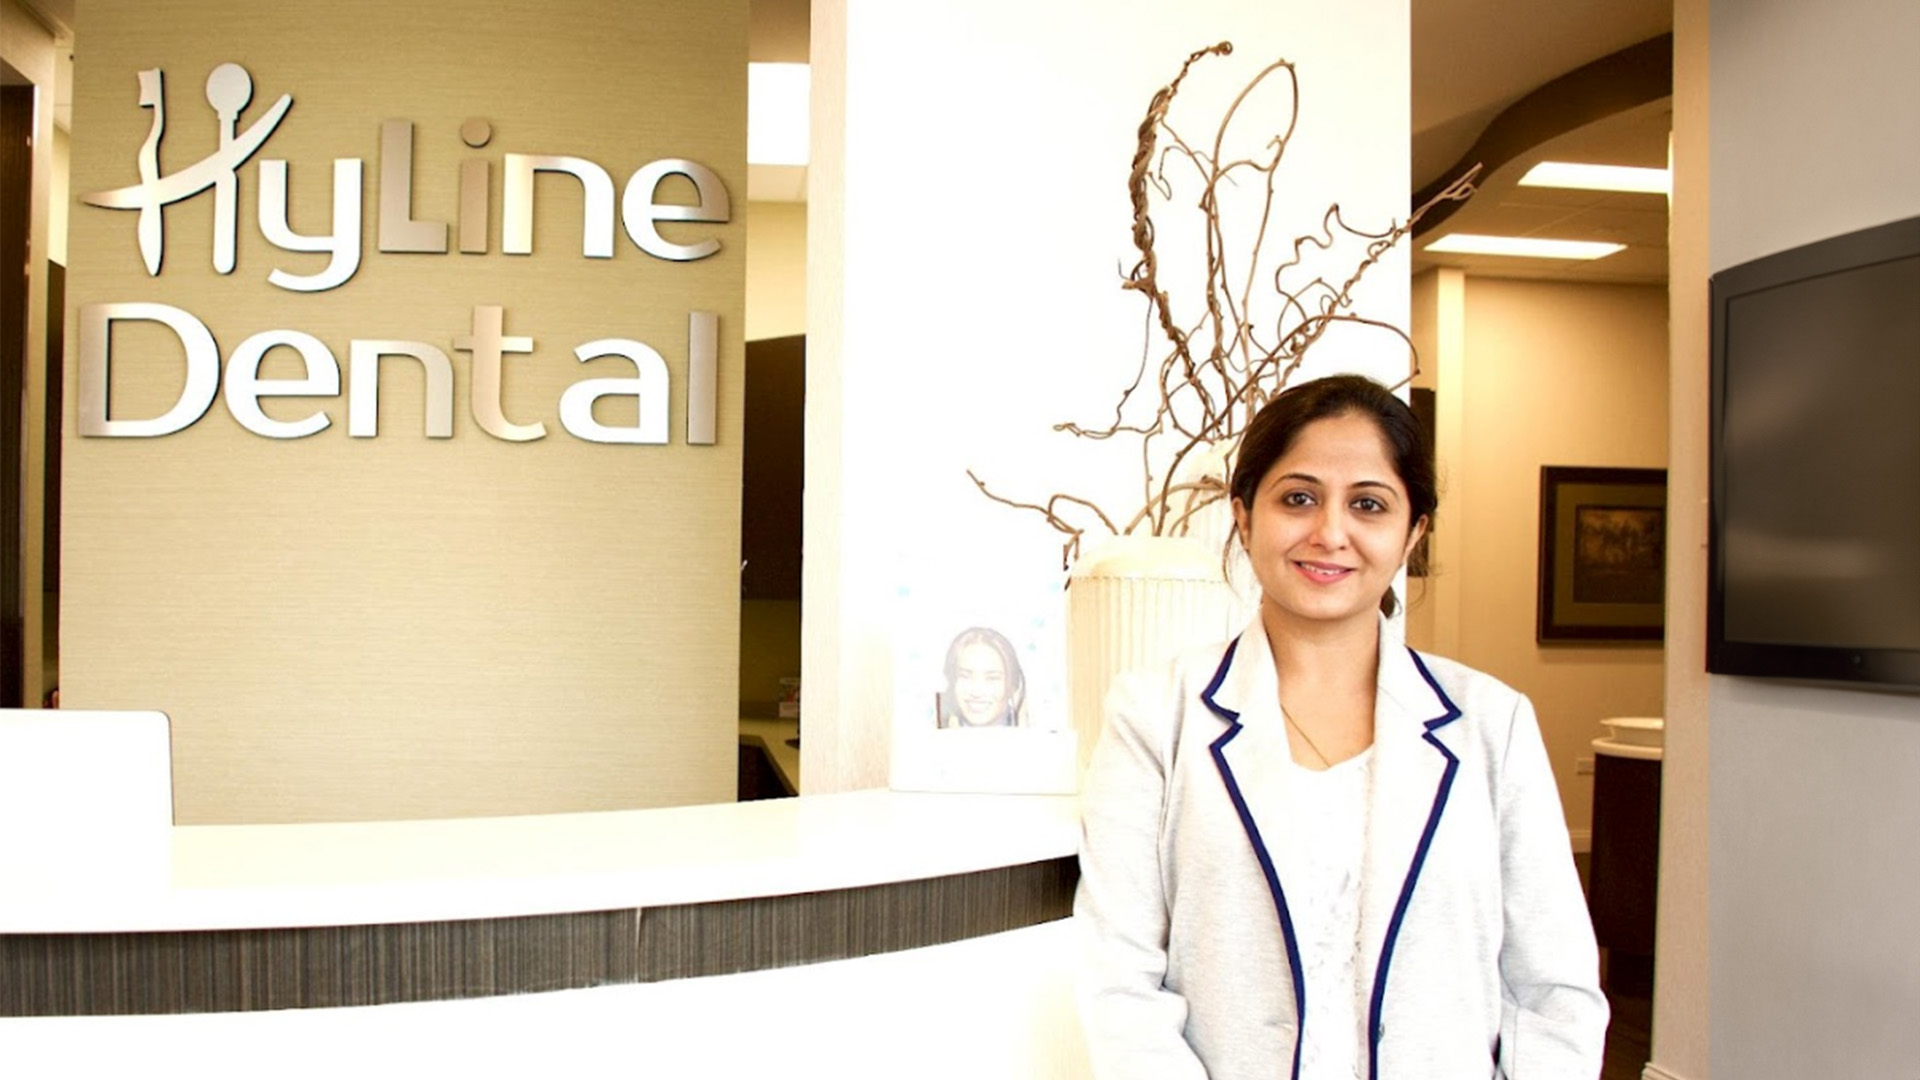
left=1293, top=560, right=1354, bottom=583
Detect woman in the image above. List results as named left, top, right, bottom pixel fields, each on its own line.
left=939, top=626, right=1027, bottom=728
left=1076, top=375, right=1606, bottom=1079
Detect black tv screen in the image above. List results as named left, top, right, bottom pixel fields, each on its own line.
left=1709, top=213, right=1920, bottom=686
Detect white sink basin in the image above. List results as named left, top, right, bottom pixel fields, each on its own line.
left=1594, top=716, right=1664, bottom=761
left=1601, top=717, right=1664, bottom=747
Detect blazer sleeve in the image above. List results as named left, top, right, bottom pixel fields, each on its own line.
left=1493, top=692, right=1611, bottom=1079
left=1074, top=671, right=1209, bottom=1080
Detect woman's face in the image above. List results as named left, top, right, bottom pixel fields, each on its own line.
left=1231, top=411, right=1427, bottom=635
left=952, top=642, right=1011, bottom=726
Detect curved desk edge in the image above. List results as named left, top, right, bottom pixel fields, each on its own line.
left=1, top=789, right=1084, bottom=1018
left=2, top=856, right=1079, bottom=1017
left=3, top=790, right=1082, bottom=931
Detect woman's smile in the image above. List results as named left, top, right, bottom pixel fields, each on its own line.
left=1293, top=559, right=1355, bottom=582
left=952, top=642, right=1010, bottom=725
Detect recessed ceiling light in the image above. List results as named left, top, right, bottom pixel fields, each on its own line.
left=1423, top=234, right=1626, bottom=260
left=748, top=63, right=809, bottom=167
left=1518, top=161, right=1670, bottom=195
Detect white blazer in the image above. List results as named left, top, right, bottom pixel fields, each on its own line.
left=1075, top=615, right=1607, bottom=1080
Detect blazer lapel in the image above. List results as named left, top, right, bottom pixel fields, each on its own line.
left=1358, top=624, right=1465, bottom=1078
left=1201, top=620, right=1309, bottom=1075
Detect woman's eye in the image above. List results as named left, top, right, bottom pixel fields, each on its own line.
left=1280, top=490, right=1315, bottom=507
left=1353, top=496, right=1387, bottom=513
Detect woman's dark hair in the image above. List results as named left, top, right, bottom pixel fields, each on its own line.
left=939, top=626, right=1027, bottom=728
left=1227, top=374, right=1437, bottom=617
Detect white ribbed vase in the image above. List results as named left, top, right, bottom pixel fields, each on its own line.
left=1068, top=534, right=1238, bottom=772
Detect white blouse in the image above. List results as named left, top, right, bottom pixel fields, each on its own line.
left=1278, top=747, right=1374, bottom=1080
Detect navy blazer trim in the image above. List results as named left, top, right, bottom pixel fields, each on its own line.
left=1199, top=636, right=1240, bottom=722
left=1366, top=647, right=1464, bottom=1080
left=1202, top=637, right=1305, bottom=1080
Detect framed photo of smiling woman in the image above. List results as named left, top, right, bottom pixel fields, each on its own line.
left=890, top=624, right=1078, bottom=794
left=937, top=627, right=1028, bottom=729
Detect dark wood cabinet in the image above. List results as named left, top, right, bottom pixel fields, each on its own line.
left=1589, top=751, right=1662, bottom=959
left=740, top=336, right=804, bottom=600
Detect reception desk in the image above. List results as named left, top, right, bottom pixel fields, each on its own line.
left=0, top=713, right=1088, bottom=1077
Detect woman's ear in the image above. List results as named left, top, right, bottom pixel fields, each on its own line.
left=1231, top=498, right=1251, bottom=547
left=1403, top=515, right=1430, bottom=564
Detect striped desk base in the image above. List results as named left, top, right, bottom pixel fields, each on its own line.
left=2, top=857, right=1079, bottom=1017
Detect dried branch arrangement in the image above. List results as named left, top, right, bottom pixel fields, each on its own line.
left=971, top=42, right=1477, bottom=570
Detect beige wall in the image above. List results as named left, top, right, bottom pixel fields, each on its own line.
left=63, top=0, right=747, bottom=823
left=746, top=200, right=806, bottom=342
left=739, top=598, right=801, bottom=712
left=1653, top=1, right=1709, bottom=1075
left=1405, top=267, right=1464, bottom=653
left=50, top=124, right=67, bottom=266
left=739, top=200, right=807, bottom=714
left=1404, top=271, right=1438, bottom=649
left=1413, top=275, right=1669, bottom=841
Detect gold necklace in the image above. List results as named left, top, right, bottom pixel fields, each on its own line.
left=1279, top=703, right=1332, bottom=767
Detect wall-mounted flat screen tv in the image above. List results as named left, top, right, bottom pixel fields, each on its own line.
left=1710, top=213, right=1920, bottom=687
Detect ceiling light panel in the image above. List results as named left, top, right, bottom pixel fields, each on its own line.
left=1518, top=161, right=1670, bottom=195
left=748, top=63, right=810, bottom=167
left=1423, top=234, right=1627, bottom=260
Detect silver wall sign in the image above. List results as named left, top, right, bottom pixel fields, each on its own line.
left=75, top=305, right=719, bottom=445
left=78, top=63, right=730, bottom=443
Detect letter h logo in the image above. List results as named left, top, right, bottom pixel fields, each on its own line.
left=81, top=63, right=292, bottom=275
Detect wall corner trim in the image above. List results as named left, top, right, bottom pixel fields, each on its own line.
left=1643, top=1063, right=1693, bottom=1080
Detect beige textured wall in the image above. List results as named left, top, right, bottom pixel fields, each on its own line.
left=1434, top=277, right=1669, bottom=841
left=63, top=0, right=747, bottom=823
left=1403, top=271, right=1438, bottom=648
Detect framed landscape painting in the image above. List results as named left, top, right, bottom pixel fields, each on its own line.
left=1537, top=466, right=1667, bottom=643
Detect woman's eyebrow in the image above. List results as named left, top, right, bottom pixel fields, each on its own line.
left=1272, top=472, right=1399, bottom=491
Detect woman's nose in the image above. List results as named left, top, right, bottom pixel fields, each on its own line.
left=1309, top=506, right=1349, bottom=548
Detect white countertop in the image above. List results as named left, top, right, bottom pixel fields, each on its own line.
left=0, top=789, right=1080, bottom=934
